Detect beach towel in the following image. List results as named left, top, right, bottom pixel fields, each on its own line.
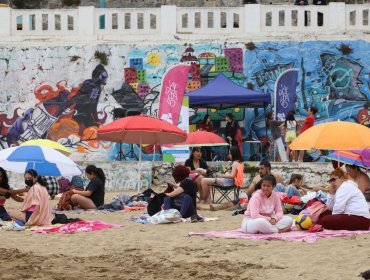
left=32, top=221, right=122, bottom=234
left=188, top=228, right=370, bottom=243
left=124, top=206, right=146, bottom=212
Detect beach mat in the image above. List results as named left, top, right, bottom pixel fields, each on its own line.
left=188, top=228, right=370, bottom=243
left=33, top=221, right=122, bottom=234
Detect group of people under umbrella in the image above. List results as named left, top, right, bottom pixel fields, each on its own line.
left=0, top=114, right=369, bottom=232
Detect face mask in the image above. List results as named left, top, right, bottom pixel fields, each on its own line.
left=25, top=179, right=34, bottom=187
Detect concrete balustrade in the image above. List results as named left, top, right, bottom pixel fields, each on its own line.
left=0, top=4, right=368, bottom=41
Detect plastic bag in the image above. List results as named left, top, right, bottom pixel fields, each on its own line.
left=148, top=209, right=182, bottom=224
left=239, top=191, right=249, bottom=209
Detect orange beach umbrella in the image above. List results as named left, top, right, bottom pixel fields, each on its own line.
left=289, top=121, right=370, bottom=151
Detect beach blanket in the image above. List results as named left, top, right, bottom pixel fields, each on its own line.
left=33, top=221, right=122, bottom=234
left=188, top=228, right=370, bottom=243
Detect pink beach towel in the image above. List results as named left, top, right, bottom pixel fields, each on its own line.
left=188, top=228, right=370, bottom=243
left=33, top=221, right=122, bottom=234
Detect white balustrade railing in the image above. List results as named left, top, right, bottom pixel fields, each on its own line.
left=261, top=5, right=330, bottom=32
left=0, top=4, right=369, bottom=41
left=176, top=7, right=244, bottom=34
left=10, top=8, right=79, bottom=36
left=95, top=8, right=160, bottom=35
left=346, top=4, right=369, bottom=29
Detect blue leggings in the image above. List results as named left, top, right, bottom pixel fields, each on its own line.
left=163, top=194, right=195, bottom=218
left=0, top=206, right=11, bottom=221
left=25, top=211, right=33, bottom=222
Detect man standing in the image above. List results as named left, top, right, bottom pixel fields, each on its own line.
left=247, top=160, right=285, bottom=196
left=297, top=107, right=318, bottom=162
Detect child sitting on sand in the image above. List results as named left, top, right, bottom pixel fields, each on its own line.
left=241, top=174, right=293, bottom=234
left=285, top=174, right=306, bottom=197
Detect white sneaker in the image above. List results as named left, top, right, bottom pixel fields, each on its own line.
left=2, top=222, right=25, bottom=231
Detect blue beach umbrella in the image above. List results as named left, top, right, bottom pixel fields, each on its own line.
left=326, top=150, right=369, bottom=169
left=0, top=145, right=82, bottom=176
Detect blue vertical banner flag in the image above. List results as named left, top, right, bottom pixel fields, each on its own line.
left=274, top=69, right=299, bottom=121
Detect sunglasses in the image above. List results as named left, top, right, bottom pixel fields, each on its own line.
left=327, top=177, right=338, bottom=183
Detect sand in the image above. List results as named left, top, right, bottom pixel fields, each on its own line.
left=1, top=190, right=369, bottom=280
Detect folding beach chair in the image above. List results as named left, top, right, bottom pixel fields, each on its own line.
left=211, top=184, right=240, bottom=204
left=211, top=163, right=244, bottom=204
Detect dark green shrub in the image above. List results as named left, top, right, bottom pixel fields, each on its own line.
left=12, top=0, right=25, bottom=8
left=94, top=51, right=108, bottom=65
left=62, top=0, right=81, bottom=7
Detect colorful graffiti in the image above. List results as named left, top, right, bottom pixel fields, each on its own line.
left=0, top=40, right=369, bottom=161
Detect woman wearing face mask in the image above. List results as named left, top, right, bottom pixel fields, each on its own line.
left=8, top=169, right=52, bottom=226
left=317, top=168, right=370, bottom=231
left=241, top=174, right=293, bottom=234
left=71, top=165, right=105, bottom=209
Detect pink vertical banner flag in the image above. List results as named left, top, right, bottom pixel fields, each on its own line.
left=158, top=65, right=191, bottom=125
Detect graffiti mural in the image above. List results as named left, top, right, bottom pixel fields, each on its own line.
left=0, top=40, right=369, bottom=161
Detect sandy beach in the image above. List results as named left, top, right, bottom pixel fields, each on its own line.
left=1, top=190, right=369, bottom=280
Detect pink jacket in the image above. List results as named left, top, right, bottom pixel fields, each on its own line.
left=244, top=190, right=283, bottom=221
left=21, top=183, right=52, bottom=226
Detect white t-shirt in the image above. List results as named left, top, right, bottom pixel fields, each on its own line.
left=327, top=180, right=370, bottom=219
left=286, top=120, right=296, bottom=131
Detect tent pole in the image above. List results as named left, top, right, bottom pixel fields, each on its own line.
left=264, top=103, right=268, bottom=139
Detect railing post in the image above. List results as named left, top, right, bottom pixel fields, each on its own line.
left=244, top=4, right=261, bottom=33
left=160, top=5, right=177, bottom=36
left=0, top=7, right=11, bottom=37
left=328, top=2, right=346, bottom=32
left=78, top=6, right=95, bottom=37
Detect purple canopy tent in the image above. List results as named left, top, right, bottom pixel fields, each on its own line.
left=185, top=73, right=271, bottom=160
left=185, top=73, right=271, bottom=109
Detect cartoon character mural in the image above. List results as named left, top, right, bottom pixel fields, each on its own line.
left=6, top=80, right=78, bottom=146
left=70, top=64, right=108, bottom=131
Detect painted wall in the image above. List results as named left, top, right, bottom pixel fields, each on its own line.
left=0, top=40, right=369, bottom=162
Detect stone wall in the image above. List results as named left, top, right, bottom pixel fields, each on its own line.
left=7, top=161, right=334, bottom=191
left=153, top=161, right=333, bottom=188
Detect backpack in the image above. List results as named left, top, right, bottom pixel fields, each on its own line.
left=234, top=163, right=244, bottom=187
left=147, top=185, right=173, bottom=216
left=299, top=200, right=327, bottom=224
left=56, top=188, right=77, bottom=211
left=147, top=193, right=167, bottom=216
left=57, top=177, right=71, bottom=193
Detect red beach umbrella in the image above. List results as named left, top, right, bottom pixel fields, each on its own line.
left=174, top=131, right=228, bottom=147
left=97, top=114, right=186, bottom=145
left=97, top=114, right=187, bottom=192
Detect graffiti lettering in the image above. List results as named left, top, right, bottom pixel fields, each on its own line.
left=253, top=62, right=294, bottom=87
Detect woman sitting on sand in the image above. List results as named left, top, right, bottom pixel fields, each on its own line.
left=184, top=147, right=208, bottom=201
left=241, top=174, right=293, bottom=234
left=164, top=165, right=204, bottom=222
left=317, top=168, right=370, bottom=231
left=9, top=169, right=52, bottom=226
left=71, top=165, right=105, bottom=209
left=200, top=146, right=244, bottom=204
